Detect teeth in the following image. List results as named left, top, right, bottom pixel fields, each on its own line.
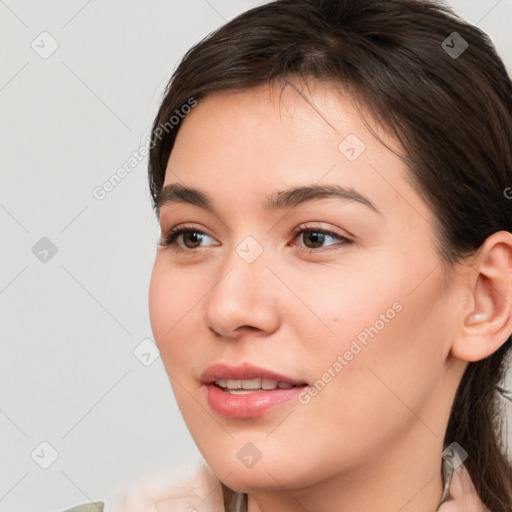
left=213, top=378, right=297, bottom=391
left=262, top=378, right=276, bottom=390
left=226, top=379, right=243, bottom=389
left=228, top=378, right=261, bottom=389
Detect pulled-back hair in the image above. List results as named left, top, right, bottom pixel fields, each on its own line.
left=148, top=1, right=512, bottom=509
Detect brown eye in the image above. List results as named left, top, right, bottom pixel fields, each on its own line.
left=292, top=226, right=352, bottom=251
left=159, top=227, right=218, bottom=250
left=302, top=231, right=327, bottom=249
left=182, top=231, right=205, bottom=248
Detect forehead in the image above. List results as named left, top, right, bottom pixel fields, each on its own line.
left=163, top=81, right=432, bottom=226
left=172, top=81, right=394, bottom=156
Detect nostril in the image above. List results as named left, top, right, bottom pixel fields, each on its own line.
left=235, top=325, right=260, bottom=335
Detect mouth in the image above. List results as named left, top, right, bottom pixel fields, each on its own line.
left=200, top=363, right=309, bottom=418
left=211, top=378, right=306, bottom=394
left=200, top=361, right=309, bottom=388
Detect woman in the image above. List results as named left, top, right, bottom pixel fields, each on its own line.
left=65, top=0, right=512, bottom=511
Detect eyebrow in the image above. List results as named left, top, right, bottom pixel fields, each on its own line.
left=155, top=182, right=381, bottom=215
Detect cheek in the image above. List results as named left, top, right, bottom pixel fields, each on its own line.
left=148, top=263, right=171, bottom=344
left=285, top=286, right=447, bottom=469
left=286, top=259, right=448, bottom=411
left=148, top=262, right=192, bottom=360
left=282, top=259, right=403, bottom=355
left=148, top=259, right=212, bottom=386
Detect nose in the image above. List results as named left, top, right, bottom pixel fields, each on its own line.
left=203, top=247, right=280, bottom=340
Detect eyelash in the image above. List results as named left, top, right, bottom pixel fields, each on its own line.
left=158, top=224, right=352, bottom=252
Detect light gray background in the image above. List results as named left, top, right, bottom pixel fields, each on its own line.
left=1, top=1, right=511, bottom=511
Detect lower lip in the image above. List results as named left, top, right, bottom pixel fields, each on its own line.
left=203, top=384, right=306, bottom=419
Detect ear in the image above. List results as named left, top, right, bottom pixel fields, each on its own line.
left=450, top=231, right=512, bottom=362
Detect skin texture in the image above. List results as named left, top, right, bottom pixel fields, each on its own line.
left=148, top=80, right=512, bottom=512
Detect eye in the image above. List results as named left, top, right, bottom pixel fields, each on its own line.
left=291, top=224, right=352, bottom=250
left=159, top=226, right=219, bottom=250
left=158, top=224, right=352, bottom=252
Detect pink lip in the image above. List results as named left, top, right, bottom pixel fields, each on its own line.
left=203, top=384, right=306, bottom=419
left=199, top=362, right=308, bottom=419
left=199, top=362, right=307, bottom=385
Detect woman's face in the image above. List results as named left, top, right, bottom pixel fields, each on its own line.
left=149, top=81, right=463, bottom=494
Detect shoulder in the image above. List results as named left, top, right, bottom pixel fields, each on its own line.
left=59, top=461, right=225, bottom=512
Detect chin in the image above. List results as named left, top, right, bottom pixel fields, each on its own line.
left=206, top=454, right=322, bottom=494
left=222, top=471, right=298, bottom=494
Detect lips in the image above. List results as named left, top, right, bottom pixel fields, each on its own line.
left=200, top=362, right=309, bottom=419
left=199, top=362, right=308, bottom=386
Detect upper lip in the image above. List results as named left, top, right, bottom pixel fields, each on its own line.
left=200, top=362, right=308, bottom=386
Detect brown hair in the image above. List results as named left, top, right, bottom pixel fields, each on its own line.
left=147, top=0, right=512, bottom=509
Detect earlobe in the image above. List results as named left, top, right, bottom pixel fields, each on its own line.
left=451, top=231, right=512, bottom=363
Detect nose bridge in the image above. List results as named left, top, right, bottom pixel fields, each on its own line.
left=203, top=235, right=279, bottom=337
left=209, top=239, right=268, bottom=311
